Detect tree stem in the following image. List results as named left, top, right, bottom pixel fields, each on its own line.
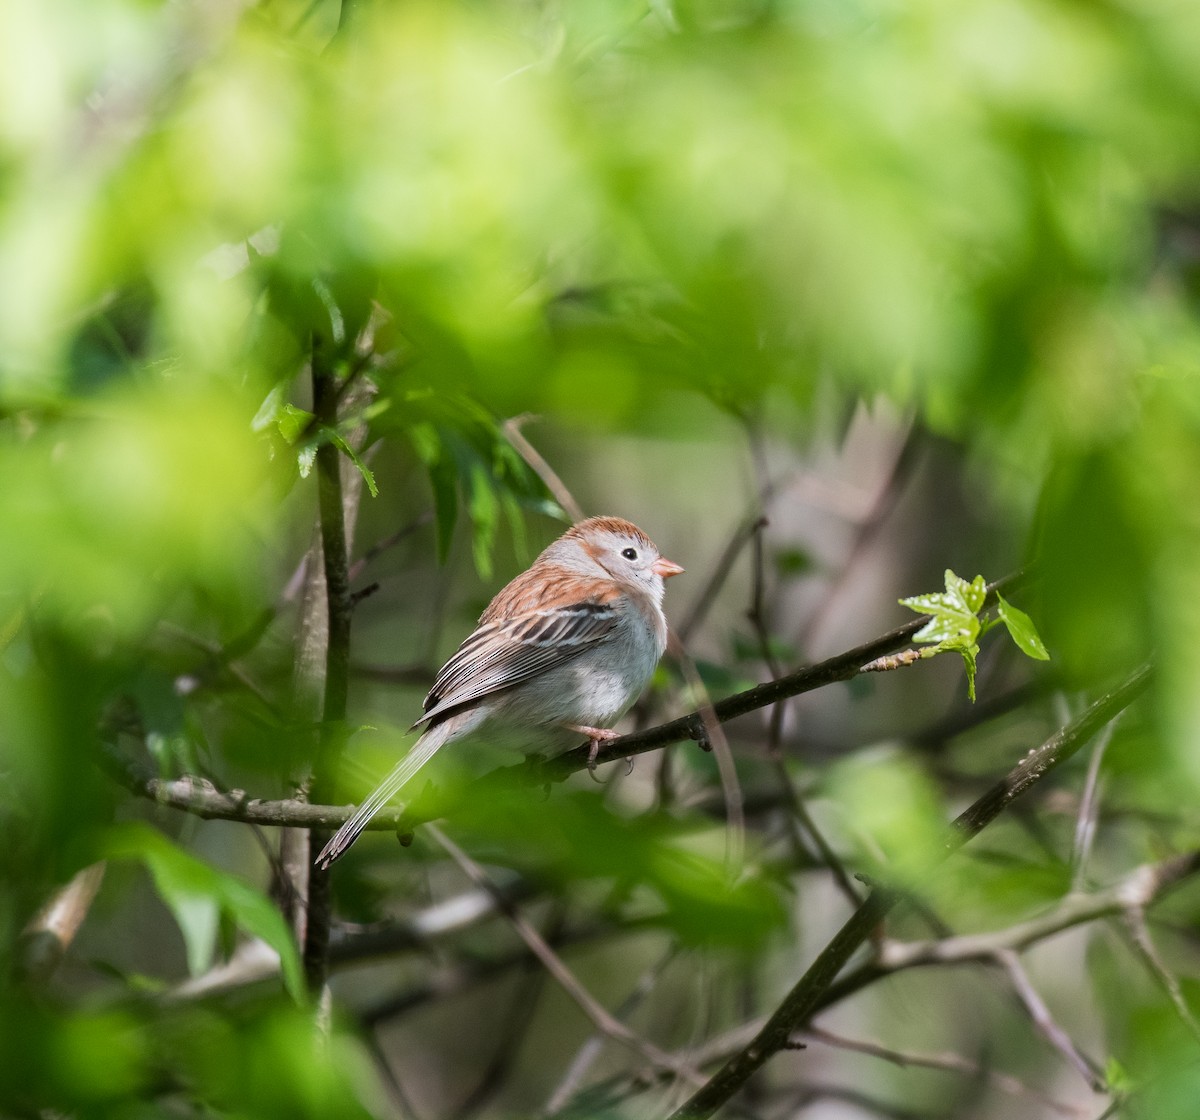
left=302, top=339, right=354, bottom=996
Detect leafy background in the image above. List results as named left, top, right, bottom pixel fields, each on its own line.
left=3, top=0, right=1200, bottom=1117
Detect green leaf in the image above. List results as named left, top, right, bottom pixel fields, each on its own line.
left=466, top=459, right=500, bottom=580
left=900, top=574, right=1049, bottom=701
left=900, top=569, right=988, bottom=701
left=105, top=823, right=304, bottom=1002
left=250, top=382, right=287, bottom=433
left=327, top=429, right=379, bottom=498
left=960, top=643, right=979, bottom=702
left=774, top=547, right=813, bottom=576
left=276, top=403, right=314, bottom=445
left=997, top=594, right=1051, bottom=661
left=408, top=420, right=458, bottom=562
left=1105, top=1056, right=1135, bottom=1095
left=900, top=569, right=986, bottom=645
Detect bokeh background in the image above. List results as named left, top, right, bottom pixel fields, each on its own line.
left=3, top=0, right=1200, bottom=1117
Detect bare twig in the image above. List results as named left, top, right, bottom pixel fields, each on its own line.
left=359, top=919, right=657, bottom=1028
left=669, top=639, right=745, bottom=875
left=803, top=1025, right=1087, bottom=1117
left=363, top=1030, right=422, bottom=1120
left=746, top=514, right=861, bottom=908
left=790, top=414, right=915, bottom=658
left=502, top=414, right=585, bottom=523
left=876, top=854, right=1200, bottom=969
left=675, top=512, right=768, bottom=645
left=351, top=661, right=437, bottom=687
left=427, top=824, right=705, bottom=1087
left=1123, top=906, right=1200, bottom=1047
left=347, top=510, right=434, bottom=583
left=449, top=912, right=560, bottom=1120
left=995, top=949, right=1106, bottom=1092
left=1071, top=721, right=1118, bottom=890
left=98, top=737, right=405, bottom=829
left=543, top=948, right=680, bottom=1116
left=156, top=621, right=283, bottom=718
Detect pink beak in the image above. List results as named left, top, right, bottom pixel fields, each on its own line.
left=653, top=556, right=685, bottom=579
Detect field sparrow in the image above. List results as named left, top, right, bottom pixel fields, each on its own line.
left=316, top=516, right=684, bottom=868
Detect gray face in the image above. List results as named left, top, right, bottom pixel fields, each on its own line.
left=590, top=533, right=664, bottom=601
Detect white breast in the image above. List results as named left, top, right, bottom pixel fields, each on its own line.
left=496, top=598, right=663, bottom=732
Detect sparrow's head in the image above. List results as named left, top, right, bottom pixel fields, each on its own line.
left=558, top=516, right=684, bottom=602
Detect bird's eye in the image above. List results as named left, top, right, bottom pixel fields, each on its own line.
left=621, top=547, right=638, bottom=561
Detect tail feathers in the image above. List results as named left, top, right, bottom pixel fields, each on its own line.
left=315, top=724, right=451, bottom=870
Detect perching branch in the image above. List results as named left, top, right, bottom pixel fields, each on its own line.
left=666, top=662, right=1152, bottom=1120
left=100, top=573, right=1033, bottom=833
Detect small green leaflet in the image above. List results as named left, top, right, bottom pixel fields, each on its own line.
left=1104, top=1056, right=1134, bottom=1095
left=899, top=571, right=1049, bottom=701
left=105, top=822, right=304, bottom=1002
left=996, top=594, right=1050, bottom=660
left=326, top=427, right=378, bottom=497
left=252, top=382, right=378, bottom=497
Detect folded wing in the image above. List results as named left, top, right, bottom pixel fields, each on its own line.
left=415, top=600, right=618, bottom=729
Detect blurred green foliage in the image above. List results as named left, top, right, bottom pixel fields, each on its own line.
left=2, top=0, right=1200, bottom=1115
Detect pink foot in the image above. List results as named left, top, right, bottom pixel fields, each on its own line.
left=563, top=724, right=622, bottom=777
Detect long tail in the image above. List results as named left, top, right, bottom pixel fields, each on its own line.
left=315, top=722, right=453, bottom=869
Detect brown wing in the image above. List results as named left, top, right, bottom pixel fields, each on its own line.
left=414, top=600, right=618, bottom=728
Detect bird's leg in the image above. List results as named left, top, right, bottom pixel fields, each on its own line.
left=563, top=724, right=622, bottom=777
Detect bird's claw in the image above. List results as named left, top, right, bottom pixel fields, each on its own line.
left=586, top=737, right=603, bottom=781
left=570, top=724, right=621, bottom=782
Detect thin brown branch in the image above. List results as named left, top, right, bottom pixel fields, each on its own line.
left=544, top=948, right=680, bottom=1116
left=875, top=852, right=1200, bottom=969
left=449, top=916, right=557, bottom=1120
left=155, top=621, right=283, bottom=718
left=18, top=863, right=107, bottom=983
left=676, top=512, right=767, bottom=645
left=803, top=1025, right=1087, bottom=1118
left=669, top=639, right=745, bottom=874
left=1071, top=720, right=1117, bottom=890
left=667, top=663, right=1153, bottom=1120
left=351, top=661, right=437, bottom=687
left=746, top=514, right=861, bottom=908
left=359, top=918, right=656, bottom=1028
left=347, top=510, right=434, bottom=583
left=502, top=414, right=585, bottom=523
left=1123, top=906, right=1200, bottom=1047
left=994, top=949, right=1106, bottom=1092
left=427, top=824, right=705, bottom=1087
left=98, top=737, right=407, bottom=829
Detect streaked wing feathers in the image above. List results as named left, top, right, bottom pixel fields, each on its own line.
left=415, top=600, right=617, bottom=727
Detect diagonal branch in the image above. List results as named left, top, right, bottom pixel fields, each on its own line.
left=994, top=948, right=1106, bottom=1092
left=666, top=662, right=1152, bottom=1120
